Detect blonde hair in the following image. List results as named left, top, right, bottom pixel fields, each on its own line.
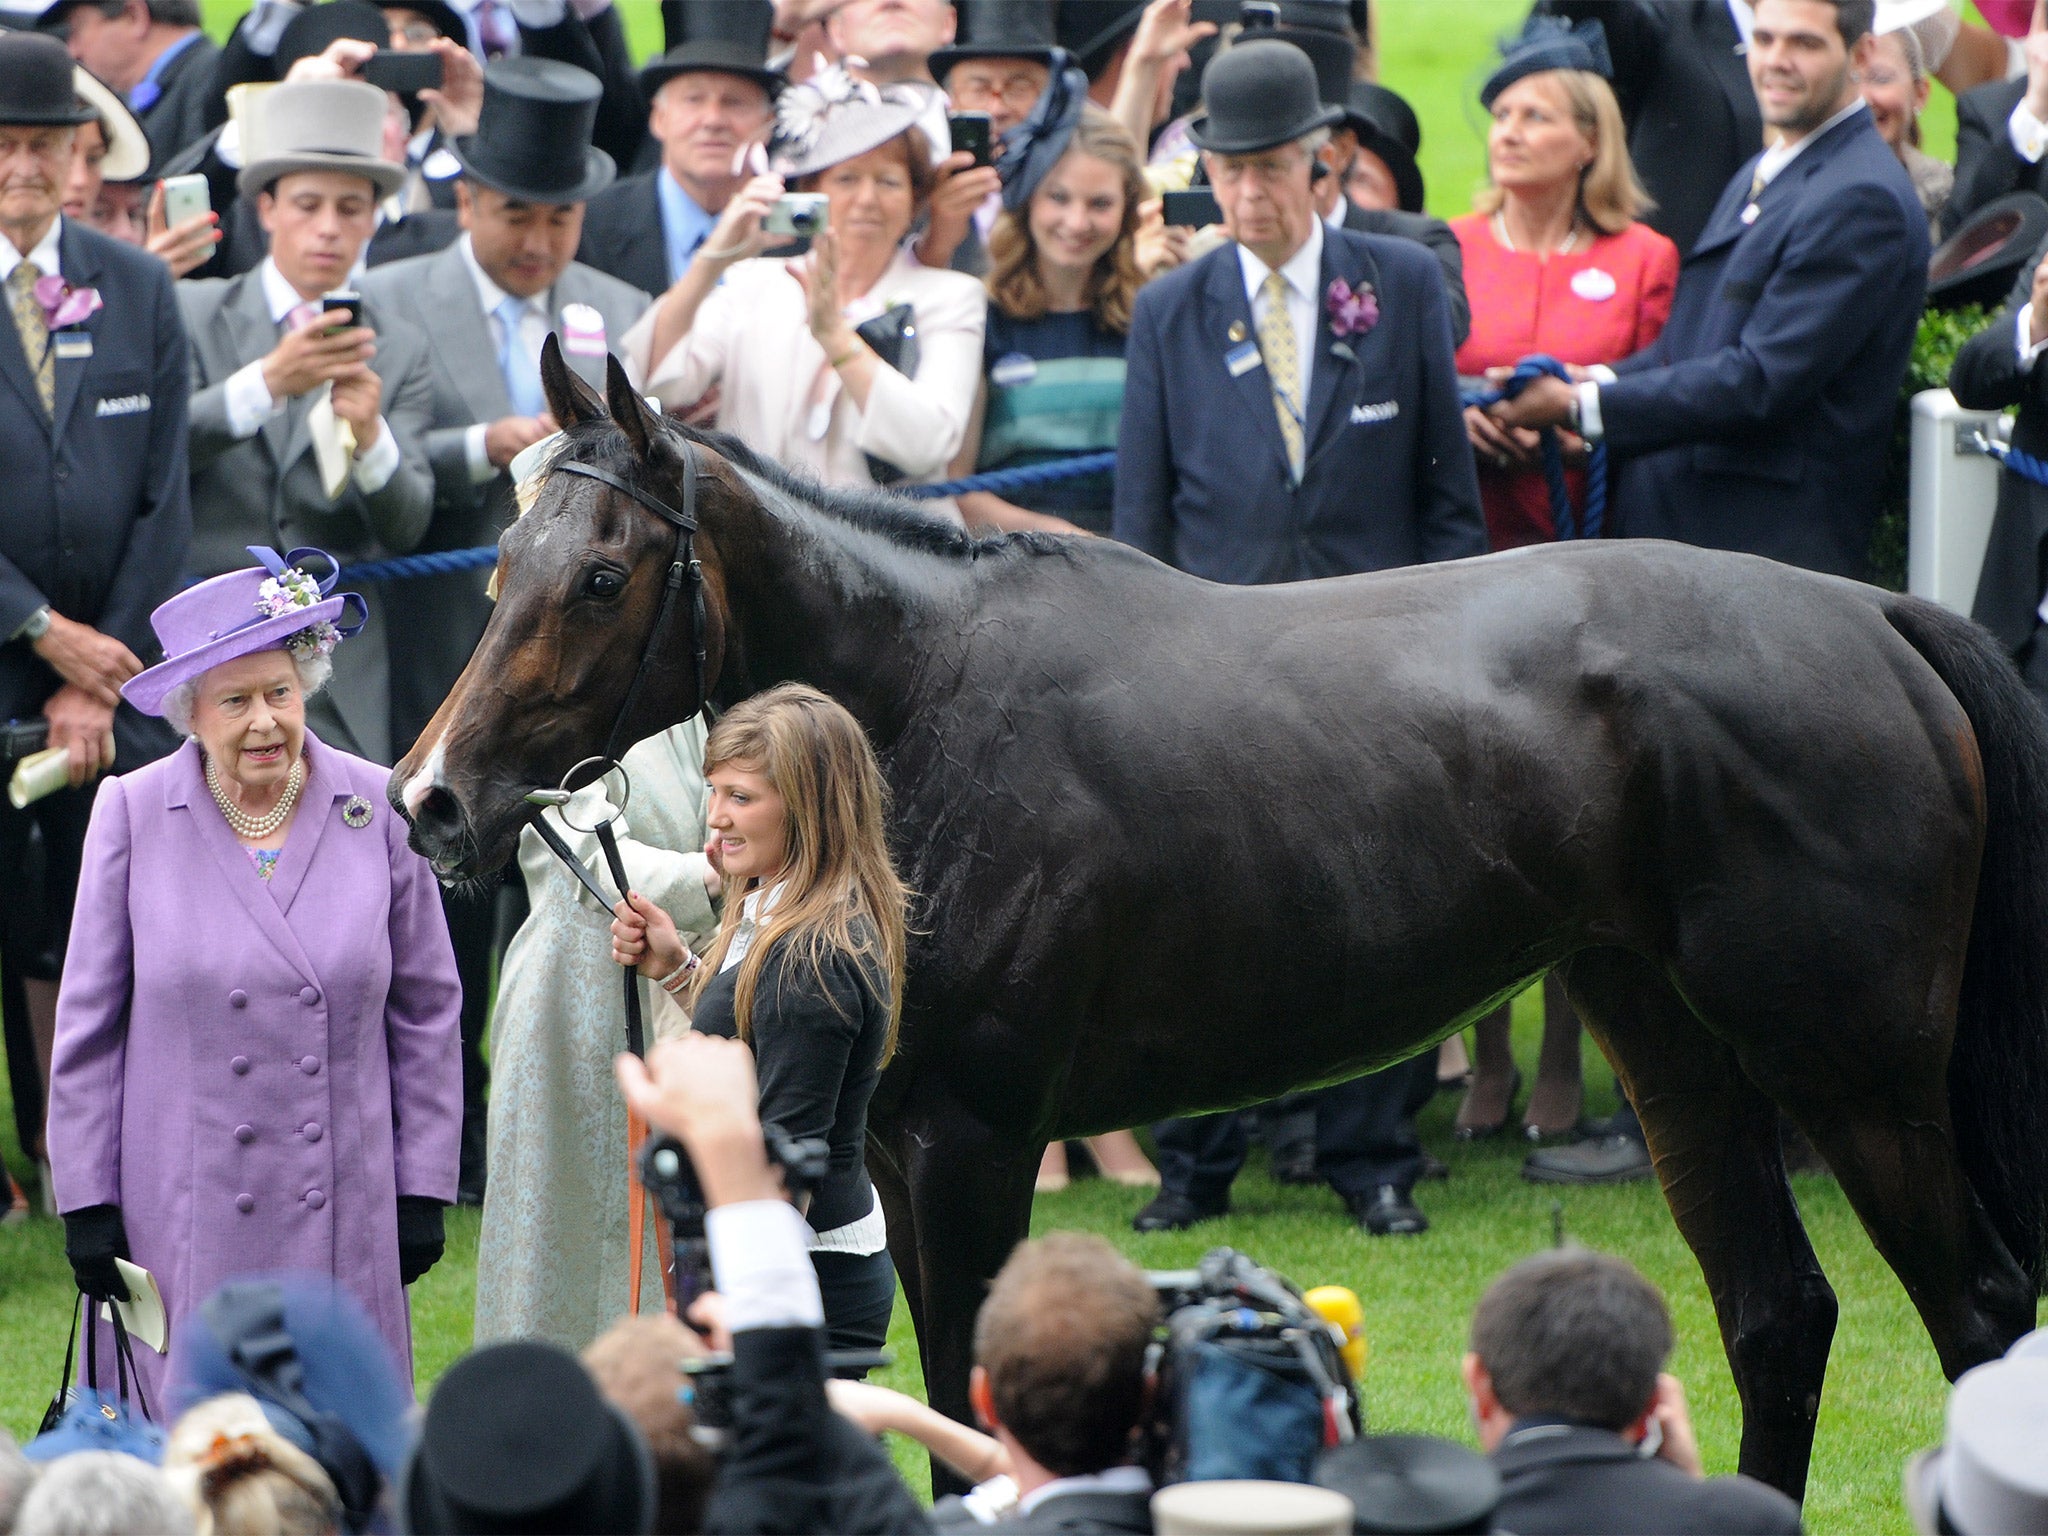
left=689, top=684, right=909, bottom=1061
left=162, top=1395, right=340, bottom=1536
left=987, top=107, right=1148, bottom=336
left=1474, top=68, right=1651, bottom=235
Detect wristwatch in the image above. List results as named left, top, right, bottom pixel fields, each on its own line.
left=1566, top=393, right=1582, bottom=432
left=14, top=606, right=51, bottom=645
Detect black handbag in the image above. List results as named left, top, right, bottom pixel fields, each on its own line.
left=855, top=304, right=920, bottom=487
left=26, top=1295, right=165, bottom=1462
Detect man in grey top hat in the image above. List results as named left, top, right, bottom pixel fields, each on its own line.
left=0, top=27, right=188, bottom=1210
left=178, top=77, right=435, bottom=767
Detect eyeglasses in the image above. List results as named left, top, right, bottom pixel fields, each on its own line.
left=949, top=72, right=1046, bottom=108
left=391, top=20, right=442, bottom=48
left=1207, top=149, right=1309, bottom=186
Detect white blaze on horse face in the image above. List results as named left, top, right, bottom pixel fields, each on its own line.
left=401, top=738, right=447, bottom=817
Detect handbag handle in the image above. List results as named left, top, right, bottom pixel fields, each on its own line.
left=106, top=1308, right=153, bottom=1423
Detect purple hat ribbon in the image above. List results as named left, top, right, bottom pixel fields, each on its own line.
left=243, top=546, right=369, bottom=647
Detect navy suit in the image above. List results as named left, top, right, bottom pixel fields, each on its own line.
left=0, top=221, right=190, bottom=1166
left=1115, top=225, right=1482, bottom=584
left=1115, top=226, right=1482, bottom=1210
left=1601, top=105, right=1928, bottom=579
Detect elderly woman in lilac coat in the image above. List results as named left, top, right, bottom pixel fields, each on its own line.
left=47, top=549, right=463, bottom=1406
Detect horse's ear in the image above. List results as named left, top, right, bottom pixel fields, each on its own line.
left=541, top=333, right=606, bottom=427
left=605, top=352, right=665, bottom=463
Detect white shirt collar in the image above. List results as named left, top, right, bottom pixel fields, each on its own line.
left=1017, top=1465, right=1153, bottom=1516
left=0, top=216, right=64, bottom=286
left=1236, top=216, right=1325, bottom=310
left=1726, top=0, right=1755, bottom=47
left=1754, top=96, right=1868, bottom=188
left=739, top=881, right=786, bottom=924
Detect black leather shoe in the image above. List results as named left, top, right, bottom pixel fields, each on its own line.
left=1345, top=1185, right=1428, bottom=1236
left=1132, top=1192, right=1226, bottom=1233
left=1418, top=1153, right=1450, bottom=1182
left=1521, top=1133, right=1653, bottom=1185
left=1271, top=1143, right=1320, bottom=1185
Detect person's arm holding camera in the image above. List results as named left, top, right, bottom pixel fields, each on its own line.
left=633, top=173, right=784, bottom=393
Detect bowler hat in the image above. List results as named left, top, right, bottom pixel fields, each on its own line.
left=237, top=77, right=405, bottom=200
left=931, top=0, right=1061, bottom=85
left=1314, top=1436, right=1501, bottom=1535
left=1342, top=80, right=1423, bottom=213
left=1929, top=192, right=2048, bottom=310
left=0, top=30, right=92, bottom=125
left=454, top=57, right=614, bottom=205
left=73, top=65, right=147, bottom=181
left=400, top=1341, right=656, bottom=1536
left=1189, top=36, right=1343, bottom=156
left=123, top=549, right=367, bottom=719
left=641, top=0, right=782, bottom=101
left=275, top=0, right=390, bottom=75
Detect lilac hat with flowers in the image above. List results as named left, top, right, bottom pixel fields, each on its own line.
left=122, top=548, right=367, bottom=718
left=768, top=59, right=937, bottom=180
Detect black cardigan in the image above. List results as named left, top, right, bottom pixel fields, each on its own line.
left=693, top=927, right=891, bottom=1235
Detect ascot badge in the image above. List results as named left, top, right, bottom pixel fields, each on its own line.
left=342, top=796, right=374, bottom=828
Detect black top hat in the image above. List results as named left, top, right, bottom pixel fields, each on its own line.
left=642, top=0, right=782, bottom=100
left=371, top=0, right=467, bottom=47
left=400, top=1341, right=656, bottom=1536
left=1189, top=35, right=1343, bottom=155
left=1057, top=0, right=1147, bottom=77
left=276, top=0, right=389, bottom=75
left=0, top=29, right=92, bottom=124
left=1314, top=1435, right=1501, bottom=1536
left=454, top=56, right=616, bottom=204
left=1929, top=192, right=2048, bottom=311
left=1276, top=0, right=1354, bottom=36
left=931, top=0, right=1061, bottom=84
left=1343, top=79, right=1423, bottom=213
left=1271, top=23, right=1355, bottom=112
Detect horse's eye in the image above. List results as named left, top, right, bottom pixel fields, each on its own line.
left=584, top=569, right=624, bottom=600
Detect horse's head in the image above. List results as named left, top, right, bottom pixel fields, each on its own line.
left=388, top=338, right=730, bottom=880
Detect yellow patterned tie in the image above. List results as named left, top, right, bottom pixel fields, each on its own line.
left=1258, top=268, right=1304, bottom=476
left=8, top=261, right=53, bottom=415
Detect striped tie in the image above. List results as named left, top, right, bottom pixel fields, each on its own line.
left=1258, top=269, right=1304, bottom=477
left=8, top=262, right=53, bottom=415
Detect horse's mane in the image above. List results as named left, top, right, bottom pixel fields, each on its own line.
left=552, top=417, right=1065, bottom=561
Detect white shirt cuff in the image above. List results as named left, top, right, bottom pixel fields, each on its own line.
left=465, top=422, right=496, bottom=484
left=350, top=416, right=401, bottom=494
left=2010, top=98, right=2048, bottom=164
left=224, top=359, right=282, bottom=439
left=706, top=1198, right=825, bottom=1333
left=1576, top=381, right=1605, bottom=441
left=2019, top=304, right=2048, bottom=366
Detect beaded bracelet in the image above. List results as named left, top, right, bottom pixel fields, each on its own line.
left=658, top=952, right=702, bottom=995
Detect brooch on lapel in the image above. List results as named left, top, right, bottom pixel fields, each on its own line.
left=1227, top=320, right=1248, bottom=343
left=342, top=796, right=374, bottom=828
left=1326, top=277, right=1379, bottom=339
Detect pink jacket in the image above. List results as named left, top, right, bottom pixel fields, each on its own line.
left=48, top=735, right=461, bottom=1402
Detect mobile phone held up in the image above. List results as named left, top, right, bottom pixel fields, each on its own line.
left=159, top=172, right=210, bottom=228
left=948, top=111, right=994, bottom=168
left=764, top=193, right=829, bottom=238
left=322, top=292, right=364, bottom=333
left=362, top=49, right=444, bottom=95
left=1161, top=188, right=1222, bottom=228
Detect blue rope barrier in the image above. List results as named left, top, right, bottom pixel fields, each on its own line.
left=1461, top=354, right=1606, bottom=541
left=328, top=452, right=1122, bottom=584
left=1975, top=432, right=2048, bottom=490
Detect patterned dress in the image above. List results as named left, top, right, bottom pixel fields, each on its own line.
left=472, top=720, right=716, bottom=1350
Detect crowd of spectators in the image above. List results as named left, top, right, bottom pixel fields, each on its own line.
left=6, top=0, right=2048, bottom=1530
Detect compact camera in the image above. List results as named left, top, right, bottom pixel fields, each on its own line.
left=765, top=193, right=830, bottom=238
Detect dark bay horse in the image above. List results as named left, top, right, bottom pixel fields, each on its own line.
left=393, top=348, right=2048, bottom=1500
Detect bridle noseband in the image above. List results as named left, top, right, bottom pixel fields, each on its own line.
left=553, top=437, right=711, bottom=764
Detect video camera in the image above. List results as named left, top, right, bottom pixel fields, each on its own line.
left=636, top=1125, right=887, bottom=1435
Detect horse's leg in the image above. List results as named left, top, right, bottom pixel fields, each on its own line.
left=1558, top=948, right=1836, bottom=1502
left=896, top=1081, right=1040, bottom=1496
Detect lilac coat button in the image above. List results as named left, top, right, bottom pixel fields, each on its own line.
left=305, top=1189, right=326, bottom=1210
left=231, top=1056, right=251, bottom=1075
left=300, top=986, right=319, bottom=1006
left=229, top=989, right=248, bottom=1008
left=235, top=1194, right=254, bottom=1213
left=303, top=1123, right=323, bottom=1143
left=234, top=1124, right=254, bottom=1144
left=301, top=1056, right=320, bottom=1075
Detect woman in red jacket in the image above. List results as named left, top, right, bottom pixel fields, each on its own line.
left=1451, top=17, right=1679, bottom=1141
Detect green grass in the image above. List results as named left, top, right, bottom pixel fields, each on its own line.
left=16, top=5, right=2014, bottom=1528
left=8, top=989, right=2035, bottom=1533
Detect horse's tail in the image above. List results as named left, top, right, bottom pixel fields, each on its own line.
left=1884, top=595, right=2048, bottom=1293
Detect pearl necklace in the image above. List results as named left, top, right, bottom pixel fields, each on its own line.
left=206, top=753, right=304, bottom=840
left=1493, top=210, right=1581, bottom=256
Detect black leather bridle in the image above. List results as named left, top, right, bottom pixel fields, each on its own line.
left=553, top=436, right=710, bottom=763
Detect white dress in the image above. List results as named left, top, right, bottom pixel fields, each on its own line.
left=473, top=720, right=716, bottom=1350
